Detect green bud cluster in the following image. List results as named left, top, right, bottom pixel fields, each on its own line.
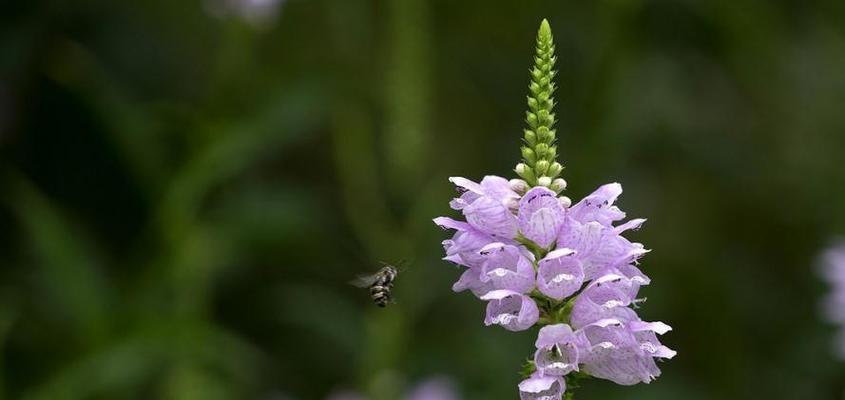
left=515, top=19, right=566, bottom=193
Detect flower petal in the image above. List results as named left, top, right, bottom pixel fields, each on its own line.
left=479, top=243, right=535, bottom=293
left=482, top=290, right=539, bottom=331
left=537, top=249, right=584, bottom=300
left=518, top=187, right=565, bottom=248
left=569, top=183, right=626, bottom=226
left=518, top=374, right=565, bottom=400
left=465, top=196, right=518, bottom=238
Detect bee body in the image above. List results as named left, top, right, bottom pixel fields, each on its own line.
left=351, top=265, right=399, bottom=308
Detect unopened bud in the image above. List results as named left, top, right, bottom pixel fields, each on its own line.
left=521, top=147, right=537, bottom=164
left=509, top=179, right=529, bottom=194
left=548, top=162, right=563, bottom=177
left=537, top=176, right=552, bottom=187
left=524, top=130, right=537, bottom=146
left=550, top=178, right=567, bottom=193
left=515, top=163, right=537, bottom=183
left=558, top=196, right=572, bottom=208
left=535, top=160, right=550, bottom=175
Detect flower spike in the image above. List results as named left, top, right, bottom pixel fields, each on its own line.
left=517, top=19, right=565, bottom=192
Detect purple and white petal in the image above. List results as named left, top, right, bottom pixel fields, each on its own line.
left=535, top=324, right=575, bottom=349
left=480, top=175, right=520, bottom=204
left=570, top=274, right=640, bottom=328
left=482, top=290, right=539, bottom=332
left=578, top=319, right=649, bottom=385
left=569, top=183, right=626, bottom=226
left=612, top=218, right=646, bottom=235
left=448, top=177, right=483, bottom=210
left=435, top=217, right=494, bottom=267
left=452, top=266, right=494, bottom=298
left=480, top=243, right=535, bottom=294
left=405, top=377, right=459, bottom=400
left=577, top=317, right=673, bottom=385
left=464, top=196, right=519, bottom=239
left=518, top=374, right=565, bottom=400
left=537, top=248, right=584, bottom=300
left=518, top=187, right=566, bottom=248
left=534, top=324, right=581, bottom=376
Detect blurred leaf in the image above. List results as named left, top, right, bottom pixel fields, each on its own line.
left=22, top=321, right=264, bottom=400
left=161, top=363, right=233, bottom=400
left=156, top=83, right=324, bottom=243
left=331, top=105, right=406, bottom=259
left=383, top=0, right=431, bottom=192
left=274, top=283, right=364, bottom=356
left=0, top=295, right=18, bottom=400
left=4, top=174, right=110, bottom=345
left=21, top=335, right=163, bottom=400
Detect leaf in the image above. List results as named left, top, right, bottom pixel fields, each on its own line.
left=4, top=174, right=111, bottom=345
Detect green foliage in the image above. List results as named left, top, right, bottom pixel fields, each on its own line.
left=519, top=358, right=537, bottom=379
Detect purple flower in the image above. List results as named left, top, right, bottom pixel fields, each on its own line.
left=327, top=376, right=460, bottom=400
left=567, top=183, right=625, bottom=227
left=451, top=265, right=494, bottom=298
left=557, top=217, right=648, bottom=281
left=450, top=176, right=520, bottom=239
left=577, top=318, right=675, bottom=385
left=482, top=290, right=539, bottom=331
left=405, top=377, right=459, bottom=400
left=434, top=217, right=496, bottom=268
left=537, top=248, right=583, bottom=300
left=205, top=0, right=285, bottom=28
left=820, top=240, right=845, bottom=359
left=821, top=242, right=845, bottom=323
left=518, top=187, right=566, bottom=248
left=533, top=324, right=584, bottom=376
left=479, top=243, right=536, bottom=294
left=518, top=374, right=565, bottom=400
left=569, top=269, right=645, bottom=329
left=435, top=177, right=673, bottom=394
left=434, top=216, right=497, bottom=298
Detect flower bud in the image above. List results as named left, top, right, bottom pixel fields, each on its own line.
left=526, top=112, right=538, bottom=128
left=537, top=125, right=551, bottom=142
left=548, top=162, right=563, bottom=177
left=535, top=143, right=549, bottom=157
left=509, top=179, right=529, bottom=194
left=537, top=176, right=552, bottom=187
left=515, top=163, right=536, bottom=183
left=558, top=196, right=572, bottom=208
left=524, top=130, right=537, bottom=146
left=550, top=178, right=567, bottom=193
left=535, top=160, right=550, bottom=175
left=522, top=147, right=537, bottom=164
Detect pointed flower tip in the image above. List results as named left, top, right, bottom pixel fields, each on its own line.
left=539, top=18, right=551, bottom=35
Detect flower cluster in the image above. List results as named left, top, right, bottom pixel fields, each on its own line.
left=820, top=240, right=845, bottom=359
left=433, top=18, right=674, bottom=399
left=435, top=178, right=675, bottom=397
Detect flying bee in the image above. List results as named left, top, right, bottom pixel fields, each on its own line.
left=350, top=263, right=399, bottom=308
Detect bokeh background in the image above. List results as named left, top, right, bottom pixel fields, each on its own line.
left=2, top=0, right=845, bottom=399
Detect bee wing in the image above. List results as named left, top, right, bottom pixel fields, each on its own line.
left=348, top=273, right=379, bottom=288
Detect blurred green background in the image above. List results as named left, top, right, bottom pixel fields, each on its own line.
left=2, top=0, right=845, bottom=399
